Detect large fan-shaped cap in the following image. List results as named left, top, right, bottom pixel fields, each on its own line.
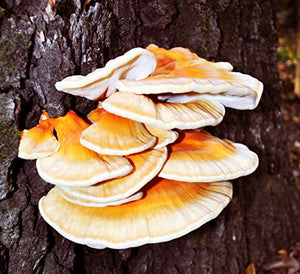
left=57, top=188, right=143, bottom=207
left=159, top=130, right=258, bottom=182
left=80, top=107, right=157, bottom=155
left=85, top=103, right=178, bottom=150
left=102, top=91, right=225, bottom=130
left=36, top=111, right=132, bottom=187
left=39, top=179, right=232, bottom=249
left=18, top=111, right=60, bottom=159
left=55, top=48, right=157, bottom=100
left=117, top=46, right=263, bottom=110
left=60, top=147, right=167, bottom=203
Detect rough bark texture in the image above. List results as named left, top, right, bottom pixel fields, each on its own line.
left=0, top=0, right=299, bottom=273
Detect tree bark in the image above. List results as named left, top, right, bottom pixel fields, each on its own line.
left=294, top=0, right=300, bottom=97
left=0, top=0, right=299, bottom=273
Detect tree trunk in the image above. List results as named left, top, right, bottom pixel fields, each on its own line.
left=295, top=0, right=300, bottom=98
left=0, top=0, right=299, bottom=273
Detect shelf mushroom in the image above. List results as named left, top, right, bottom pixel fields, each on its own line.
left=35, top=111, right=133, bottom=187
left=18, top=111, right=60, bottom=159
left=159, top=130, right=259, bottom=182
left=102, top=91, right=225, bottom=130
left=39, top=178, right=233, bottom=249
left=60, top=147, right=167, bottom=204
left=55, top=48, right=157, bottom=100
left=80, top=104, right=157, bottom=155
left=116, top=45, right=263, bottom=110
left=18, top=44, right=263, bottom=250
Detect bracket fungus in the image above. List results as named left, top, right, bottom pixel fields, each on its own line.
left=39, top=179, right=232, bottom=249
left=18, top=111, right=60, bottom=159
left=102, top=91, right=225, bottom=130
left=80, top=104, right=157, bottom=155
left=19, top=111, right=133, bottom=187
left=116, top=45, right=263, bottom=110
left=60, top=147, right=168, bottom=204
left=55, top=48, right=157, bottom=100
left=158, top=130, right=259, bottom=182
left=19, top=44, right=263, bottom=249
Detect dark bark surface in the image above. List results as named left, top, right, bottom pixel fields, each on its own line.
left=0, top=0, right=299, bottom=273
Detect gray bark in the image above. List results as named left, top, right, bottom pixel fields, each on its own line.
left=0, top=0, right=299, bottom=273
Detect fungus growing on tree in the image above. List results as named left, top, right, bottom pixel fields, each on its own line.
left=37, top=111, right=133, bottom=187
left=18, top=111, right=60, bottom=159
left=30, top=111, right=133, bottom=187
left=102, top=91, right=225, bottom=130
left=116, top=45, right=263, bottom=110
left=60, top=147, right=167, bottom=203
left=19, top=44, right=263, bottom=250
left=80, top=104, right=157, bottom=155
left=39, top=179, right=233, bottom=249
left=55, top=48, right=157, bottom=100
left=158, top=130, right=259, bottom=182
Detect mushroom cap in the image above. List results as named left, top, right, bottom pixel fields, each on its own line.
left=102, top=91, right=225, bottom=130
left=144, top=124, right=179, bottom=149
left=57, top=187, right=143, bottom=207
left=60, top=147, right=168, bottom=203
left=36, top=111, right=132, bottom=187
left=18, top=111, right=60, bottom=159
left=116, top=46, right=263, bottom=110
left=146, top=44, right=233, bottom=72
left=55, top=47, right=157, bottom=100
left=39, top=179, right=232, bottom=249
left=159, top=130, right=259, bottom=182
left=80, top=107, right=157, bottom=155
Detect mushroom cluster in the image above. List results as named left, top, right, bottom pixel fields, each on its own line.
left=18, top=45, right=262, bottom=249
